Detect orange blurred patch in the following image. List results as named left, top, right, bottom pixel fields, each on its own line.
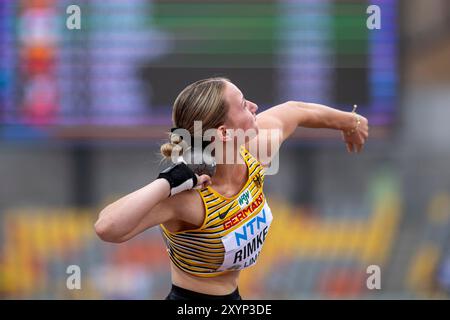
left=316, top=268, right=365, bottom=298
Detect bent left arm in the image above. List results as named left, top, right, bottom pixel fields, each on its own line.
left=252, top=101, right=369, bottom=163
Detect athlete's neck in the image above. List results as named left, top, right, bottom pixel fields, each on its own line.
left=212, top=144, right=246, bottom=185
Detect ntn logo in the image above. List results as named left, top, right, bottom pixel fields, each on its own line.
left=234, top=209, right=268, bottom=246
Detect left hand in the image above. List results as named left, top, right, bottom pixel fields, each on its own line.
left=342, top=114, right=369, bottom=153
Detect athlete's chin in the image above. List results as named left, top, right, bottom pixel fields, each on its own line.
left=241, top=121, right=258, bottom=138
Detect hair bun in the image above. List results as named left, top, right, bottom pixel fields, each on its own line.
left=170, top=132, right=182, bottom=144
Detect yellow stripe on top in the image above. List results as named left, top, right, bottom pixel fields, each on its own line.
left=160, top=145, right=268, bottom=277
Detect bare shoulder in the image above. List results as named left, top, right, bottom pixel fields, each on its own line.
left=243, top=122, right=283, bottom=168
left=162, top=189, right=206, bottom=233
left=255, top=102, right=291, bottom=130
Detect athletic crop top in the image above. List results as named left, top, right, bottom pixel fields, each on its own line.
left=160, top=145, right=273, bottom=277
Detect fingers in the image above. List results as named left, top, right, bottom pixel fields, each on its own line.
left=346, top=140, right=367, bottom=153
left=343, top=132, right=366, bottom=154
left=347, top=142, right=366, bottom=153
left=342, top=114, right=369, bottom=154
left=193, top=174, right=212, bottom=189
left=346, top=142, right=354, bottom=153
left=360, top=116, right=369, bottom=139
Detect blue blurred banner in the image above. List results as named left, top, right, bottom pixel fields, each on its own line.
left=0, top=0, right=397, bottom=138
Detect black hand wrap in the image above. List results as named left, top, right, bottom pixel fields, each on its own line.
left=157, top=162, right=198, bottom=196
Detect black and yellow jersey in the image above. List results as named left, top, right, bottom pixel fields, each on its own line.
left=160, top=145, right=273, bottom=277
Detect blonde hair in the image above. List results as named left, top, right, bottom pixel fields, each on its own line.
left=160, top=77, right=230, bottom=160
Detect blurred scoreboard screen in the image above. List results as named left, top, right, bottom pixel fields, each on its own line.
left=0, top=0, right=397, bottom=139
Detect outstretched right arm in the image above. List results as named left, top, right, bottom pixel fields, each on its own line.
left=94, top=163, right=211, bottom=243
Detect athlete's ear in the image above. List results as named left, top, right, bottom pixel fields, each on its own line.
left=216, top=125, right=232, bottom=142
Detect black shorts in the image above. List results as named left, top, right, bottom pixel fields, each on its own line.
left=165, top=284, right=242, bottom=300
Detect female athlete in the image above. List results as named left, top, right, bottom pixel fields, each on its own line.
left=94, top=77, right=369, bottom=300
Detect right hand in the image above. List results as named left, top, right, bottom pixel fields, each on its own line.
left=193, top=174, right=212, bottom=190
left=157, top=163, right=211, bottom=196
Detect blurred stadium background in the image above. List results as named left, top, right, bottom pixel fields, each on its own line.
left=1, top=0, right=450, bottom=299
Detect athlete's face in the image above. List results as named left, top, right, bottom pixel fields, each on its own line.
left=222, top=81, right=259, bottom=136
